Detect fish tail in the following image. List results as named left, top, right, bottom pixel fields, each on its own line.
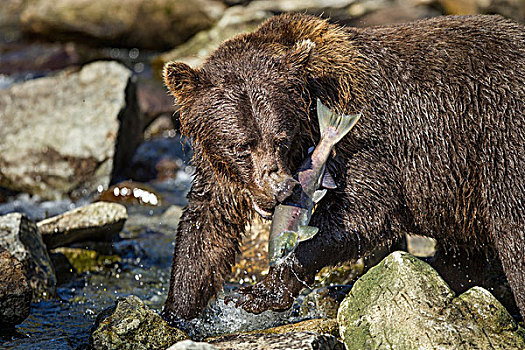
left=317, top=98, right=361, bottom=145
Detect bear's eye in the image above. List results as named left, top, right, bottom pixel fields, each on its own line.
left=275, top=138, right=289, bottom=152
left=234, top=143, right=252, bottom=158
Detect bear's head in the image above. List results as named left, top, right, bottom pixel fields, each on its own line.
left=164, top=38, right=317, bottom=218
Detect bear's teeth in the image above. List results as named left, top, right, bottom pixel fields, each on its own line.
left=252, top=201, right=273, bottom=219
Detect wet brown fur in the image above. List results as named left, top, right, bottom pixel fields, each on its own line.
left=163, top=14, right=525, bottom=321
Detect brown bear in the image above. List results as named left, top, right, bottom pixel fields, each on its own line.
left=162, top=13, right=525, bottom=322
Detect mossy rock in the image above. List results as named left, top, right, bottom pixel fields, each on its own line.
left=338, top=251, right=525, bottom=349
left=52, top=247, right=121, bottom=273
left=90, top=295, right=188, bottom=350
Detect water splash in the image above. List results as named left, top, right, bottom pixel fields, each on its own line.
left=186, top=290, right=295, bottom=340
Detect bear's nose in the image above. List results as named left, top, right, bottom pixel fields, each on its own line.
left=268, top=172, right=300, bottom=203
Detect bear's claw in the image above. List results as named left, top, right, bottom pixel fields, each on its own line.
left=225, top=264, right=306, bottom=314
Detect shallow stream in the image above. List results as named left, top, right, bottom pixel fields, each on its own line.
left=0, top=165, right=309, bottom=349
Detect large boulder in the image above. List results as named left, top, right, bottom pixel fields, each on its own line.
left=90, top=295, right=188, bottom=350
left=153, top=5, right=273, bottom=73
left=338, top=251, right=525, bottom=349
left=37, top=201, right=127, bottom=249
left=19, top=0, right=225, bottom=50
left=0, top=61, right=142, bottom=200
left=0, top=248, right=32, bottom=327
left=0, top=213, right=56, bottom=300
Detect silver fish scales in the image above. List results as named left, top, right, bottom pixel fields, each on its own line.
left=268, top=99, right=361, bottom=266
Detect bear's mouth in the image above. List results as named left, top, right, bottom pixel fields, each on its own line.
left=252, top=200, right=274, bottom=219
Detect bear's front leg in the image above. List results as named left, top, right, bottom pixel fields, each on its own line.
left=227, top=256, right=309, bottom=314
left=162, top=171, right=248, bottom=322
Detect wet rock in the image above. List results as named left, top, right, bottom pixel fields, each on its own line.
left=207, top=331, right=344, bottom=350
left=0, top=41, right=92, bottom=78
left=37, top=202, right=127, bottom=249
left=96, top=181, right=162, bottom=207
left=48, top=251, right=76, bottom=285
left=20, top=0, right=225, bottom=50
left=297, top=286, right=352, bottom=319
left=0, top=248, right=32, bottom=327
left=168, top=340, right=218, bottom=350
left=90, top=295, right=189, bottom=350
left=137, top=82, right=175, bottom=127
left=242, top=318, right=340, bottom=338
left=0, top=213, right=56, bottom=300
left=127, top=135, right=192, bottom=183
left=0, top=61, right=142, bottom=200
left=51, top=247, right=121, bottom=273
left=338, top=251, right=525, bottom=349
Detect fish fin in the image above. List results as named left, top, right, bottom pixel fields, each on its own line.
left=321, top=170, right=337, bottom=189
left=297, top=225, right=319, bottom=241
left=312, top=189, right=327, bottom=203
left=317, top=98, right=361, bottom=145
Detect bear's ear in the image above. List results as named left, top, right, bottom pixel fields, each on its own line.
left=163, top=61, right=200, bottom=99
left=286, top=39, right=316, bottom=69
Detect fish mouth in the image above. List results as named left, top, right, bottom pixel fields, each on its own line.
left=252, top=200, right=274, bottom=219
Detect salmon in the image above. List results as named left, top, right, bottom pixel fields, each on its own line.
left=268, top=99, right=361, bottom=266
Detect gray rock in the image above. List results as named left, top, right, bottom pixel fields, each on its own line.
left=90, top=295, right=188, bottom=350
left=19, top=0, right=225, bottom=50
left=238, top=318, right=340, bottom=338
left=208, top=331, right=344, bottom=350
left=0, top=248, right=32, bottom=327
left=0, top=61, right=142, bottom=200
left=168, top=340, right=218, bottom=350
left=338, top=251, right=525, bottom=350
left=0, top=213, right=56, bottom=300
left=37, top=202, right=127, bottom=249
left=153, top=5, right=273, bottom=72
